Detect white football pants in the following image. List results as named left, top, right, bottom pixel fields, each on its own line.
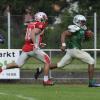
left=57, top=48, right=95, bottom=68
left=15, top=48, right=50, bottom=67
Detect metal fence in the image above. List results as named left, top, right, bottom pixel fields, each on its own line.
left=0, top=13, right=100, bottom=81
left=0, top=13, right=100, bottom=49
left=0, top=12, right=100, bottom=66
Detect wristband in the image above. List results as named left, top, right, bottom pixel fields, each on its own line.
left=62, top=43, right=66, bottom=47
left=34, top=43, right=38, bottom=48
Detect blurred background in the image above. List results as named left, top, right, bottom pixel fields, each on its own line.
left=0, top=1, right=100, bottom=100
left=0, top=0, right=100, bottom=49
left=0, top=0, right=100, bottom=79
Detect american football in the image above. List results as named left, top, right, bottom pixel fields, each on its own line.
left=85, top=30, right=93, bottom=39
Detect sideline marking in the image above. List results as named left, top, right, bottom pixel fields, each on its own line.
left=0, top=92, right=36, bottom=100
left=16, top=94, right=36, bottom=100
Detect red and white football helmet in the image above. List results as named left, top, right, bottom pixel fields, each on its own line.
left=34, top=12, right=48, bottom=22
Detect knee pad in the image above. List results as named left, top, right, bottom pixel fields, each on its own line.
left=44, top=55, right=51, bottom=64
left=15, top=61, right=22, bottom=67
left=57, top=62, right=64, bottom=68
left=88, top=58, right=95, bottom=65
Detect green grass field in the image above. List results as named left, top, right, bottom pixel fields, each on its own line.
left=0, top=84, right=100, bottom=100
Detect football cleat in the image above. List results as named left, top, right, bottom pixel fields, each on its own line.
left=88, top=83, right=100, bottom=87
left=43, top=79, right=54, bottom=86
left=34, top=67, right=43, bottom=80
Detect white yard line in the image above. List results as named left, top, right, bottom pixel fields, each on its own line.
left=0, top=92, right=36, bottom=100
left=0, top=92, right=8, bottom=95
left=16, top=94, right=36, bottom=100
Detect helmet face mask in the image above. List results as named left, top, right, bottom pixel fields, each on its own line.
left=79, top=20, right=86, bottom=27
left=34, top=12, right=48, bottom=22
left=73, top=15, right=86, bottom=29
left=41, top=15, right=48, bottom=22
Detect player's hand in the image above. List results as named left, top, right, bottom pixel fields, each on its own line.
left=40, top=43, right=46, bottom=48
left=33, top=43, right=39, bottom=51
left=61, top=46, right=66, bottom=52
left=85, top=30, right=93, bottom=39
left=0, top=33, right=5, bottom=44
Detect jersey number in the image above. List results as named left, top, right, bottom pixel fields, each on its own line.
left=25, top=28, right=31, bottom=40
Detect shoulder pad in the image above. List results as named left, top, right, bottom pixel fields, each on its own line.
left=27, top=22, right=36, bottom=28
left=68, top=25, right=80, bottom=32
left=27, top=22, right=48, bottom=29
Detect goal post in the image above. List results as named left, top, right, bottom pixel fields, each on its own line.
left=94, top=12, right=97, bottom=68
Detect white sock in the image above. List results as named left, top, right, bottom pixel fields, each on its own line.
left=2, top=65, right=7, bottom=70
left=38, top=67, right=42, bottom=72
left=44, top=76, right=48, bottom=81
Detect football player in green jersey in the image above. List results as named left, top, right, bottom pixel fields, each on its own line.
left=34, top=15, right=100, bottom=87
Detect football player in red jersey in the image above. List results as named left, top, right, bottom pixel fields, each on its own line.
left=0, top=12, right=54, bottom=86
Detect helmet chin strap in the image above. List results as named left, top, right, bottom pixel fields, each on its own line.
left=81, top=25, right=87, bottom=30
left=75, top=20, right=87, bottom=30
left=74, top=22, right=87, bottom=30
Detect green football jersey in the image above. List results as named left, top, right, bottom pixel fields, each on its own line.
left=67, top=25, right=85, bottom=49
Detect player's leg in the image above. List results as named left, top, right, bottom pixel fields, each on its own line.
left=30, top=49, right=54, bottom=85
left=73, top=49, right=99, bottom=87
left=34, top=50, right=72, bottom=80
left=48, top=49, right=72, bottom=69
left=0, top=52, right=28, bottom=73
left=34, top=67, right=43, bottom=80
left=57, top=51, right=72, bottom=68
left=49, top=53, right=72, bottom=70
left=34, top=49, right=72, bottom=78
